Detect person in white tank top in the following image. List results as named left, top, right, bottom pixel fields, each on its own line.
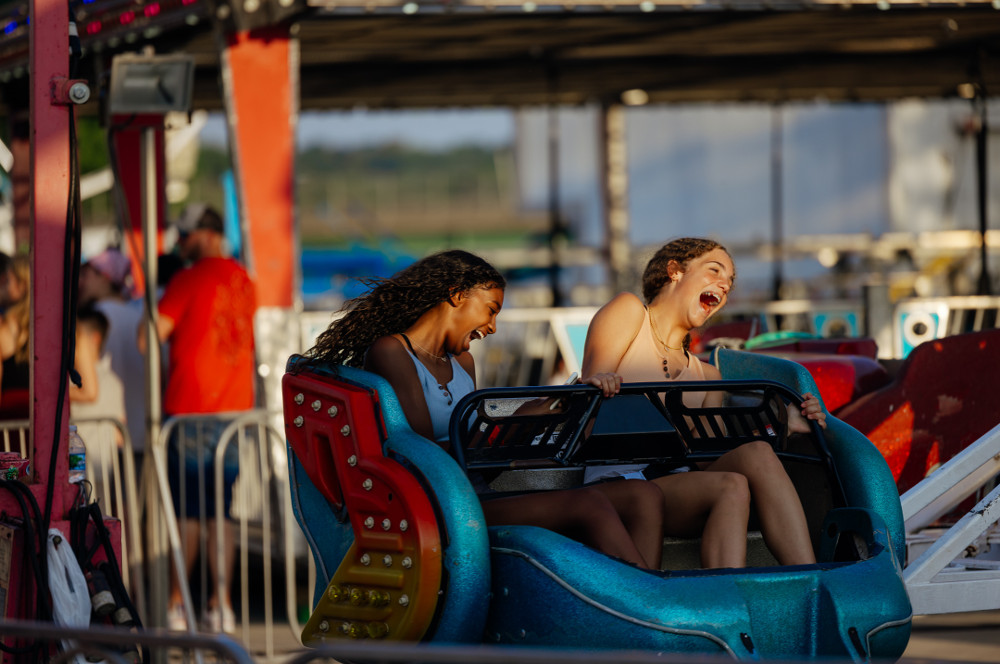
left=581, top=238, right=825, bottom=569
left=306, top=250, right=667, bottom=570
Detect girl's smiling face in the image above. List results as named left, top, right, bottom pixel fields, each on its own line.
left=448, top=285, right=504, bottom=354
left=675, top=248, right=734, bottom=325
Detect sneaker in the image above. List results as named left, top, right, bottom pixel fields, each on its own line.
left=167, top=604, right=188, bottom=631
left=204, top=605, right=237, bottom=634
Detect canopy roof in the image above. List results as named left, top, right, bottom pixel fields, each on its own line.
left=3, top=0, right=1000, bottom=109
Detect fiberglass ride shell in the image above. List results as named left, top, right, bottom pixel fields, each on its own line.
left=282, top=348, right=912, bottom=660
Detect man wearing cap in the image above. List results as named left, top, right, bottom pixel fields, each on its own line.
left=79, top=248, right=146, bottom=463
left=140, top=204, right=256, bottom=633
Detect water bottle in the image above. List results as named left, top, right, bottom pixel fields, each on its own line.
left=68, top=424, right=86, bottom=484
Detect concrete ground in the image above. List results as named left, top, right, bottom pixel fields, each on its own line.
left=224, top=595, right=1000, bottom=663
left=902, top=610, right=1000, bottom=663
left=251, top=614, right=1000, bottom=663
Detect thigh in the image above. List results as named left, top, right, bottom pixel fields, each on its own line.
left=590, top=478, right=661, bottom=512
left=701, top=440, right=777, bottom=476
left=649, top=471, right=740, bottom=537
left=480, top=488, right=606, bottom=530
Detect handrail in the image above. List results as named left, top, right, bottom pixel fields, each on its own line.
left=449, top=379, right=842, bottom=504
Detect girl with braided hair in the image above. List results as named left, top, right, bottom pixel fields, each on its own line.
left=307, top=250, right=666, bottom=570
left=582, top=238, right=824, bottom=569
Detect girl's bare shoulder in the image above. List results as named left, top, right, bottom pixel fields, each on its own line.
left=365, top=334, right=409, bottom=368
left=699, top=359, right=722, bottom=380
left=596, top=292, right=645, bottom=319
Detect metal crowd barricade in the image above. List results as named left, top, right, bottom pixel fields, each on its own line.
left=0, top=416, right=146, bottom=623
left=285, top=642, right=738, bottom=664
left=0, top=618, right=822, bottom=664
left=0, top=618, right=254, bottom=664
left=150, top=409, right=309, bottom=660
left=68, top=415, right=145, bottom=619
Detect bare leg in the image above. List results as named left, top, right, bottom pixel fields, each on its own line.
left=206, top=519, right=236, bottom=611
left=650, top=471, right=750, bottom=569
left=481, top=487, right=653, bottom=568
left=168, top=519, right=201, bottom=607
left=706, top=441, right=816, bottom=565
left=591, top=480, right=665, bottom=569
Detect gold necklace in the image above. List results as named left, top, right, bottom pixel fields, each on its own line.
left=648, top=311, right=683, bottom=351
left=408, top=335, right=449, bottom=363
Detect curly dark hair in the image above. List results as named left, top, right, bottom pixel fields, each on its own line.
left=641, top=237, right=735, bottom=304
left=304, top=250, right=506, bottom=367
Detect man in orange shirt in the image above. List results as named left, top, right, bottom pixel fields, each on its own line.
left=144, top=204, right=256, bottom=633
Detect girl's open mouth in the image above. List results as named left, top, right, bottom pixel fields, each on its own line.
left=700, top=291, right=722, bottom=312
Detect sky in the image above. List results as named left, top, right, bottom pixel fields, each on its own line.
left=201, top=108, right=516, bottom=150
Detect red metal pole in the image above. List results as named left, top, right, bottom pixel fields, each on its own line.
left=28, top=0, right=76, bottom=516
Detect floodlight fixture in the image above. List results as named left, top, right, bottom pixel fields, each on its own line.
left=109, top=53, right=195, bottom=115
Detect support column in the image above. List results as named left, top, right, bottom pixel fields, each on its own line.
left=770, top=104, right=784, bottom=301
left=109, top=115, right=167, bottom=296
left=28, top=0, right=75, bottom=515
left=221, top=26, right=298, bottom=309
left=599, top=103, right=631, bottom=294
left=974, top=94, right=991, bottom=296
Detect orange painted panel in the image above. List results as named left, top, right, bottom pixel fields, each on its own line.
left=224, top=28, right=295, bottom=308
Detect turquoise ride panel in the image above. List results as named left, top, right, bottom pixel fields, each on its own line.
left=283, top=351, right=911, bottom=660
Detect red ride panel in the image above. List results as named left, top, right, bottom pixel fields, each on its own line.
left=838, top=329, right=1000, bottom=494
left=283, top=370, right=443, bottom=642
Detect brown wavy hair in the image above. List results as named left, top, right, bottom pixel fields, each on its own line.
left=305, top=250, right=506, bottom=368
left=641, top=237, right=735, bottom=304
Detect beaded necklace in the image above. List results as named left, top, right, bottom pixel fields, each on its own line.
left=648, top=310, right=686, bottom=379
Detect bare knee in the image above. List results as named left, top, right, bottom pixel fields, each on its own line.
left=713, top=471, right=750, bottom=506
left=642, top=479, right=666, bottom=510
left=630, top=479, right=666, bottom=523
left=741, top=439, right=777, bottom=458
left=567, top=489, right=634, bottom=545
left=570, top=487, right=620, bottom=524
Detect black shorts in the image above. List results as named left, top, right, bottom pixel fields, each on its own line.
left=166, top=419, right=241, bottom=520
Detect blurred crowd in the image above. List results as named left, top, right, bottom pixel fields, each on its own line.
left=0, top=203, right=255, bottom=634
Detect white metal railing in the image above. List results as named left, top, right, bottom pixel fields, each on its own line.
left=460, top=294, right=1000, bottom=384
left=901, top=424, right=1000, bottom=615
left=0, top=418, right=29, bottom=456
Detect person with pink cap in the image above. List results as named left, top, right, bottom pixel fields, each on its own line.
left=79, top=248, right=147, bottom=472
left=80, top=248, right=134, bottom=302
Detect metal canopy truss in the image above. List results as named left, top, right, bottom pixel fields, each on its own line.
left=2, top=0, right=1000, bottom=108
left=901, top=423, right=1000, bottom=615
left=286, top=4, right=1000, bottom=107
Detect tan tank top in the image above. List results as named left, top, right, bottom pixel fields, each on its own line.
left=616, top=308, right=709, bottom=408
left=584, top=307, right=710, bottom=483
